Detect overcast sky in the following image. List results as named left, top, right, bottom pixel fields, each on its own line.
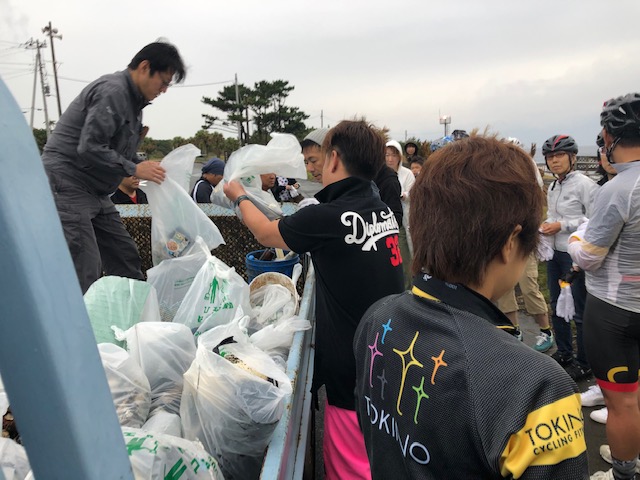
left=2, top=0, right=639, bottom=151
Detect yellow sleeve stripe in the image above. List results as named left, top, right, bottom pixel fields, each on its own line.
left=500, top=393, right=586, bottom=478
left=582, top=241, right=609, bottom=257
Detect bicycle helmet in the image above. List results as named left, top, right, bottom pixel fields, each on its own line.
left=451, top=129, right=469, bottom=140
left=600, top=93, right=640, bottom=139
left=541, top=135, right=578, bottom=156
left=430, top=135, right=454, bottom=152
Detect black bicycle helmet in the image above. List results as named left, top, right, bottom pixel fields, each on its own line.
left=542, top=134, right=578, bottom=156
left=452, top=129, right=469, bottom=140
left=600, top=93, right=640, bottom=139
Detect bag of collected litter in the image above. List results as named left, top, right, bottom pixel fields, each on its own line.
left=173, top=256, right=251, bottom=337
left=556, top=281, right=575, bottom=322
left=211, top=133, right=306, bottom=220
left=98, top=343, right=151, bottom=428
left=146, top=236, right=212, bottom=322
left=141, top=145, right=225, bottom=266
left=249, top=315, right=311, bottom=360
left=84, top=276, right=161, bottom=347
left=141, top=409, right=182, bottom=438
left=161, top=144, right=201, bottom=193
left=122, top=427, right=224, bottom=480
left=114, top=322, right=196, bottom=416
left=181, top=320, right=292, bottom=480
left=0, top=438, right=31, bottom=480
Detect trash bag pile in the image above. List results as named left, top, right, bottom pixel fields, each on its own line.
left=0, top=140, right=310, bottom=480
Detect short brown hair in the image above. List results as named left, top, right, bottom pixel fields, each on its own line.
left=322, top=120, right=385, bottom=180
left=410, top=136, right=543, bottom=285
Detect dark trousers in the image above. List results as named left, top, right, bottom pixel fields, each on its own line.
left=47, top=171, right=144, bottom=293
left=547, top=250, right=588, bottom=367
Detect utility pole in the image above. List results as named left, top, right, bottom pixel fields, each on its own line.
left=320, top=109, right=324, bottom=128
left=36, top=41, right=52, bottom=138
left=234, top=74, right=242, bottom=143
left=42, top=22, right=62, bottom=117
left=24, top=39, right=51, bottom=134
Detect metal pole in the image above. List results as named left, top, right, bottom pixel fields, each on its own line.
left=43, top=22, right=62, bottom=117
left=320, top=109, right=323, bottom=128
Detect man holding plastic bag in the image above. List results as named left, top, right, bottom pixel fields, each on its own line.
left=224, top=120, right=404, bottom=479
left=41, top=41, right=186, bottom=293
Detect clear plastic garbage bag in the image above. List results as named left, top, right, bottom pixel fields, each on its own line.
left=123, top=426, right=225, bottom=480
left=146, top=236, right=211, bottom=322
left=84, top=276, right=161, bottom=347
left=172, top=256, right=251, bottom=337
left=98, top=343, right=151, bottom=428
left=211, top=133, right=306, bottom=220
left=181, top=320, right=292, bottom=480
left=160, top=144, right=202, bottom=193
left=114, top=322, right=196, bottom=416
left=142, top=173, right=224, bottom=266
left=0, top=438, right=31, bottom=480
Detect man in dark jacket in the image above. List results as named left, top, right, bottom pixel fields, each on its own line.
left=191, top=157, right=224, bottom=203
left=42, top=41, right=186, bottom=293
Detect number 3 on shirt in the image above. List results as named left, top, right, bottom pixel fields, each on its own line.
left=386, top=234, right=402, bottom=267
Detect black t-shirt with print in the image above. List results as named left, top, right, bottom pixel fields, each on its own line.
left=279, top=176, right=404, bottom=410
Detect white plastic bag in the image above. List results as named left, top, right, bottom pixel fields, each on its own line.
left=556, top=281, right=575, bottom=322
left=84, top=276, right=161, bottom=347
left=141, top=410, right=182, bottom=438
left=146, top=236, right=212, bottom=322
left=0, top=438, right=31, bottom=480
left=98, top=343, right=151, bottom=428
left=0, top=375, right=8, bottom=418
left=114, top=322, right=196, bottom=416
left=212, top=133, right=306, bottom=220
left=161, top=144, right=201, bottom=193
left=123, top=427, right=224, bottom=480
left=250, top=284, right=297, bottom=327
left=181, top=320, right=292, bottom=480
left=172, top=256, right=252, bottom=337
left=142, top=159, right=225, bottom=265
left=250, top=315, right=311, bottom=358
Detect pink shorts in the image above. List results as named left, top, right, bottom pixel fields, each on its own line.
left=323, top=399, right=371, bottom=480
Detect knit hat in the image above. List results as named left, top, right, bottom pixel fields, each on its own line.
left=302, top=128, right=329, bottom=147
left=202, top=157, right=225, bottom=175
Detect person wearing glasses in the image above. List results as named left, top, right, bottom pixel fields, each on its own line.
left=539, top=134, right=597, bottom=380
left=42, top=41, right=186, bottom=293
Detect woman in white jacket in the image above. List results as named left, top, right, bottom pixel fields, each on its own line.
left=385, top=140, right=415, bottom=288
left=540, top=134, right=597, bottom=380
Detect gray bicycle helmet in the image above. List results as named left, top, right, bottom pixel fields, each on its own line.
left=600, top=93, right=640, bottom=139
left=542, top=135, right=578, bottom=156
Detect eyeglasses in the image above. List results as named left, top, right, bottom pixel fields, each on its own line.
left=158, top=74, right=173, bottom=89
left=545, top=152, right=568, bottom=160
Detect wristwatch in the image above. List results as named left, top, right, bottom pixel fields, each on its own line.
left=233, top=195, right=251, bottom=209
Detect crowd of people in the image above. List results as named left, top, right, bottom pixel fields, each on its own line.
left=39, top=38, right=640, bottom=480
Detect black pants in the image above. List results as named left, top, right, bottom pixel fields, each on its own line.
left=47, top=171, right=144, bottom=293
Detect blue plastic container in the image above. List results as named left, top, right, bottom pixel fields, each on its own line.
left=245, top=249, right=300, bottom=283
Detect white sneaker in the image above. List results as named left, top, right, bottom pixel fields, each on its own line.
left=590, top=470, right=614, bottom=480
left=581, top=385, right=605, bottom=407
left=599, top=444, right=640, bottom=473
left=590, top=407, right=608, bottom=424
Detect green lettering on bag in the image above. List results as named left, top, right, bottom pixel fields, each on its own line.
left=165, top=458, right=187, bottom=479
